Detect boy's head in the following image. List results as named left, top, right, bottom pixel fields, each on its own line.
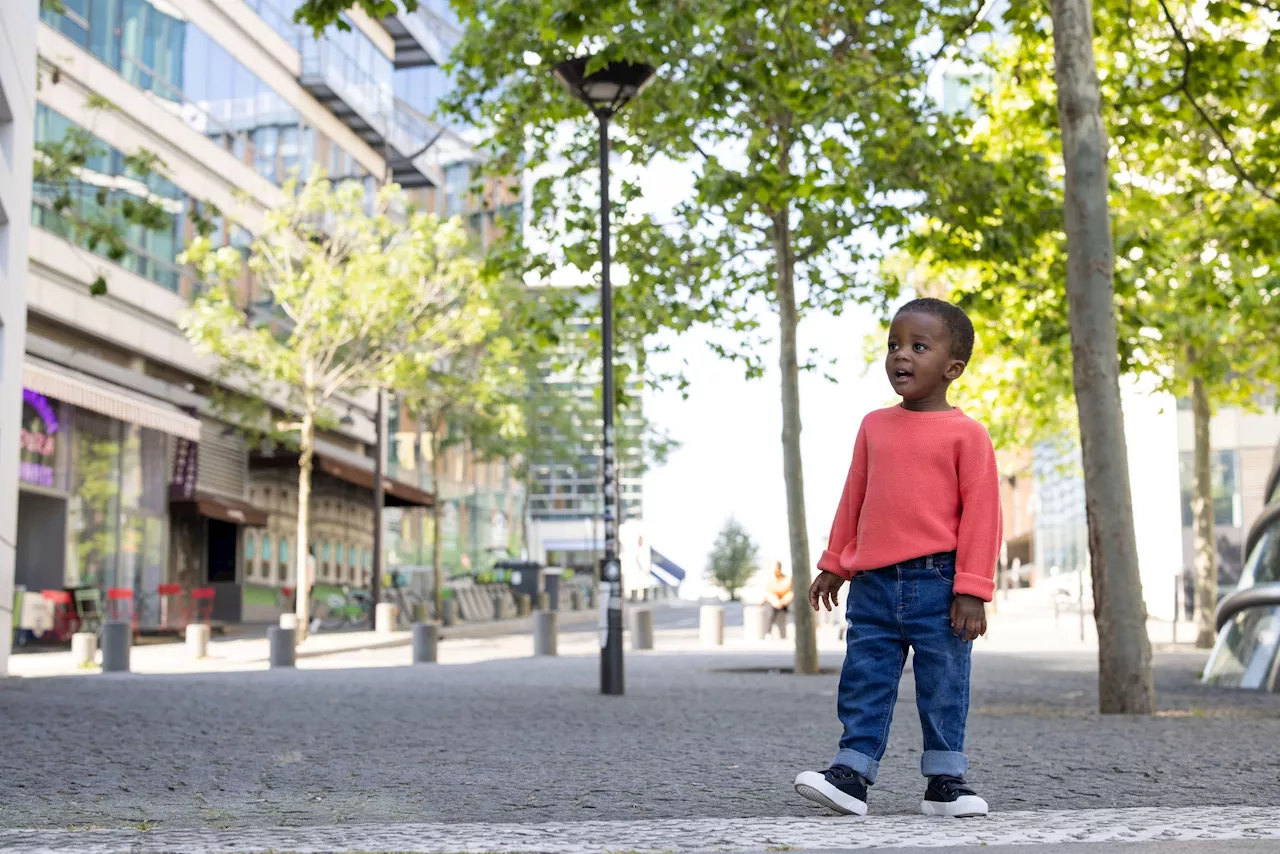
left=885, top=298, right=974, bottom=407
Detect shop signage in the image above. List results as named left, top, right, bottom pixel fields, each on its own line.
left=20, top=389, right=58, bottom=487
left=170, top=435, right=199, bottom=500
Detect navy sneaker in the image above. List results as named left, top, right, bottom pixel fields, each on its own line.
left=794, top=764, right=869, bottom=816
left=921, top=775, right=988, bottom=817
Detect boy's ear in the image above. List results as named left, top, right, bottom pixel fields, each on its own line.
left=945, top=359, right=966, bottom=381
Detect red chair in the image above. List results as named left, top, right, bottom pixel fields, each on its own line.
left=41, top=590, right=78, bottom=642
left=106, top=588, right=137, bottom=631
left=190, top=587, right=215, bottom=625
left=156, top=584, right=186, bottom=632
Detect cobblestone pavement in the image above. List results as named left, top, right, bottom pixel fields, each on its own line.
left=2, top=643, right=1278, bottom=847
left=1, top=807, right=1277, bottom=853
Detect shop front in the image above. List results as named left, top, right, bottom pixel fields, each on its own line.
left=14, top=357, right=202, bottom=634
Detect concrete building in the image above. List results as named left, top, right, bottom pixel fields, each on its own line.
left=0, top=0, right=39, bottom=677
left=8, top=0, right=513, bottom=654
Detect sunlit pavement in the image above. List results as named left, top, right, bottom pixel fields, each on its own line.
left=3, top=597, right=1275, bottom=853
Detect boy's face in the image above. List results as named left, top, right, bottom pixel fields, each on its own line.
left=885, top=312, right=966, bottom=405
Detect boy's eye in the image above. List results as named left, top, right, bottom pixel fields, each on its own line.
left=913, top=343, right=927, bottom=352
left=887, top=342, right=898, bottom=351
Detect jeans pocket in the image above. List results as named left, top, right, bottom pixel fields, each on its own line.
left=931, top=558, right=957, bottom=585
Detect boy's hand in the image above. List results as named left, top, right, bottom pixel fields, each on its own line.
left=950, top=594, right=987, bottom=642
left=809, top=571, right=846, bottom=612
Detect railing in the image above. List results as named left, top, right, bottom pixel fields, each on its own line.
left=1216, top=582, right=1280, bottom=634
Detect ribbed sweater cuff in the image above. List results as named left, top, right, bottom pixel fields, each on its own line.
left=953, top=571, right=995, bottom=602
left=817, top=550, right=851, bottom=580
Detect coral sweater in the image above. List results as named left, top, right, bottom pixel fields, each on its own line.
left=817, top=406, right=1002, bottom=601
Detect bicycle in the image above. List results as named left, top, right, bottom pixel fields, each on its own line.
left=311, top=586, right=373, bottom=631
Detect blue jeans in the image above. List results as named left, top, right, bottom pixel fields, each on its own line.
left=831, top=552, right=971, bottom=784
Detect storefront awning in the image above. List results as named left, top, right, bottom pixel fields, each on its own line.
left=23, top=358, right=201, bottom=441
left=252, top=442, right=435, bottom=509
left=172, top=491, right=269, bottom=527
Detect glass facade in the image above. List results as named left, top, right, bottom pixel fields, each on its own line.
left=33, top=105, right=187, bottom=291
left=1178, top=450, right=1241, bottom=528
left=1032, top=441, right=1089, bottom=577
left=17, top=392, right=170, bottom=594
left=41, top=0, right=371, bottom=186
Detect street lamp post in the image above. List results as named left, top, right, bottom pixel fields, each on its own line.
left=553, top=56, right=656, bottom=697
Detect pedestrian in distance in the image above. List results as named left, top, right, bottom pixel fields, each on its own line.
left=764, top=561, right=794, bottom=639
left=794, top=298, right=1001, bottom=819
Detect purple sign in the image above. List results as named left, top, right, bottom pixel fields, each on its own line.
left=170, top=436, right=199, bottom=501
left=20, top=388, right=58, bottom=488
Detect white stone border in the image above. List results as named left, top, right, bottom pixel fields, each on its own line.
left=1, top=806, right=1277, bottom=854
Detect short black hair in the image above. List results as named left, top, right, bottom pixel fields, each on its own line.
left=894, top=298, right=975, bottom=363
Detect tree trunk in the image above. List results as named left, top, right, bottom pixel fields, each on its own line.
left=430, top=428, right=444, bottom=622
left=1051, top=0, right=1154, bottom=713
left=294, top=411, right=315, bottom=642
left=772, top=207, right=818, bottom=675
left=1190, top=364, right=1217, bottom=648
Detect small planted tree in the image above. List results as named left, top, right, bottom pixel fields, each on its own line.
left=181, top=173, right=484, bottom=639
left=707, top=518, right=759, bottom=602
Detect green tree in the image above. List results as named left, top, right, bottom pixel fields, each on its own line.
left=897, top=0, right=1280, bottom=702
left=422, top=0, right=990, bottom=675
left=707, top=517, right=759, bottom=602
left=180, top=173, right=487, bottom=638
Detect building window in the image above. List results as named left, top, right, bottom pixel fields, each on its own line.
left=1179, top=451, right=1240, bottom=528
left=260, top=534, right=272, bottom=580
left=245, top=533, right=258, bottom=577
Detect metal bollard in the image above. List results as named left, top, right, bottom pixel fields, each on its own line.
left=533, top=610, right=557, bottom=656
left=71, top=632, right=97, bottom=668
left=537, top=592, right=550, bottom=612
left=186, top=623, right=211, bottom=659
left=375, top=603, right=398, bottom=634
left=700, top=605, right=725, bottom=647
left=412, top=622, right=439, bottom=664
left=101, top=621, right=131, bottom=672
left=269, top=626, right=296, bottom=668
left=570, top=589, right=584, bottom=611
left=631, top=608, right=654, bottom=651
left=516, top=593, right=531, bottom=617
left=743, top=605, right=766, bottom=641
left=492, top=595, right=504, bottom=621
left=442, top=598, right=457, bottom=627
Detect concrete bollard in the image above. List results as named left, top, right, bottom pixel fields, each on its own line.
left=101, top=621, right=131, bottom=672
left=442, top=598, right=457, bottom=627
left=570, top=590, right=584, bottom=611
left=700, top=605, right=725, bottom=647
left=375, top=603, right=398, bottom=634
left=516, top=593, right=531, bottom=617
left=412, top=622, right=439, bottom=664
left=533, top=610, right=557, bottom=656
left=186, top=623, right=211, bottom=659
left=279, top=613, right=298, bottom=631
left=628, top=589, right=639, bottom=603
left=269, top=626, right=296, bottom=668
left=492, top=595, right=505, bottom=621
left=537, top=592, right=550, bottom=612
left=743, top=605, right=767, bottom=641
left=71, top=632, right=97, bottom=668
left=631, top=608, right=654, bottom=651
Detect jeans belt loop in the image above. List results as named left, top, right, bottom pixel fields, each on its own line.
left=926, top=553, right=934, bottom=571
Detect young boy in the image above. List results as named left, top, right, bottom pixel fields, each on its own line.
left=794, top=298, right=1000, bottom=819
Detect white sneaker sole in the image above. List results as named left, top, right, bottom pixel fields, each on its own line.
left=921, top=795, right=989, bottom=818
left=793, top=771, right=868, bottom=816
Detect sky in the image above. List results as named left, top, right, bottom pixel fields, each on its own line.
left=631, top=157, right=894, bottom=598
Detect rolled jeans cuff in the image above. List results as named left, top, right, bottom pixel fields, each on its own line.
left=831, top=748, right=880, bottom=785
left=921, top=749, right=968, bottom=779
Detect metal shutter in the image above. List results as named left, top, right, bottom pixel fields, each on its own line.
left=196, top=418, right=250, bottom=500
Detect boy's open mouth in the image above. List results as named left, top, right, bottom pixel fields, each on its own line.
left=893, top=369, right=913, bottom=380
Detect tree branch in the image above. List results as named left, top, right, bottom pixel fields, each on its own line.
left=1157, top=0, right=1278, bottom=202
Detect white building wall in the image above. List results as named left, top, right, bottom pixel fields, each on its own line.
left=0, top=0, right=38, bottom=676
left=1120, top=376, right=1183, bottom=621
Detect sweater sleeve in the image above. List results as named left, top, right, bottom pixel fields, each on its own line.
left=817, top=426, right=869, bottom=580
left=954, top=425, right=1002, bottom=601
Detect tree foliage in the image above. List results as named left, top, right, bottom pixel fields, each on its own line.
left=706, top=517, right=759, bottom=601
left=181, top=173, right=487, bottom=634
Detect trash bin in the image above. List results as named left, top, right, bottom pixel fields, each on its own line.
left=497, top=560, right=543, bottom=604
